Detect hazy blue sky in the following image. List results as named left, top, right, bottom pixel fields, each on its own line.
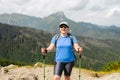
left=0, top=0, right=120, bottom=26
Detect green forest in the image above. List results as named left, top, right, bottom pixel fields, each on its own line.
left=0, top=22, right=120, bottom=71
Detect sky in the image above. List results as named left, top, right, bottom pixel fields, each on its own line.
left=0, top=0, right=120, bottom=26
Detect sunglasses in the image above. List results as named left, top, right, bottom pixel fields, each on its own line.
left=60, top=26, right=68, bottom=28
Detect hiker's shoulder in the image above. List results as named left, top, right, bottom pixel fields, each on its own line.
left=54, top=34, right=60, bottom=38
left=52, top=34, right=59, bottom=37
left=51, top=34, right=60, bottom=40
left=69, top=34, right=77, bottom=41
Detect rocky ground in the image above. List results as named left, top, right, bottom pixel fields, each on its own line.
left=0, top=64, right=120, bottom=80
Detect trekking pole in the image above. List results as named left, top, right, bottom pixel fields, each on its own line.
left=43, top=54, right=46, bottom=80
left=78, top=52, right=82, bottom=80
left=41, top=48, right=47, bottom=80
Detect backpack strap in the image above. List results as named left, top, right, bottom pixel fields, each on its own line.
left=55, top=34, right=60, bottom=47
left=67, top=33, right=73, bottom=46
left=55, top=33, right=73, bottom=47
left=67, top=33, right=77, bottom=61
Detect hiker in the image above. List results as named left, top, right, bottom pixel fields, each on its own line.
left=41, top=21, right=83, bottom=80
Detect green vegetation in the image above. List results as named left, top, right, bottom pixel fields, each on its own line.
left=0, top=59, right=28, bottom=66
left=0, top=22, right=120, bottom=71
left=102, top=59, right=120, bottom=71
left=0, top=23, right=52, bottom=66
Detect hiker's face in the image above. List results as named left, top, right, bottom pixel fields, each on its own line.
left=59, top=25, right=69, bottom=34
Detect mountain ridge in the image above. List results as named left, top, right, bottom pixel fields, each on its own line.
left=0, top=12, right=120, bottom=40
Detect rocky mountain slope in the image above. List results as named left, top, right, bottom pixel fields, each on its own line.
left=0, top=64, right=120, bottom=80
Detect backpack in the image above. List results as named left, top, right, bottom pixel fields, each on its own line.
left=54, top=33, right=77, bottom=61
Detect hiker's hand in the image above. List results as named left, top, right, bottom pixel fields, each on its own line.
left=41, top=48, right=47, bottom=55
left=78, top=47, right=83, bottom=53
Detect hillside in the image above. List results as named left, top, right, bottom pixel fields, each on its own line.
left=0, top=12, right=120, bottom=40
left=0, top=22, right=52, bottom=65
left=0, top=22, right=120, bottom=71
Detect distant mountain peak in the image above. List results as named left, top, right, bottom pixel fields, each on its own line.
left=55, top=11, right=65, bottom=16
left=43, top=11, right=67, bottom=22
left=50, top=11, right=66, bottom=19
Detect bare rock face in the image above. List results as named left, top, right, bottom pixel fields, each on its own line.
left=8, top=74, right=38, bottom=80
left=34, top=62, right=43, bottom=68
left=0, top=64, right=17, bottom=73
left=0, top=64, right=120, bottom=80
left=19, top=74, right=38, bottom=80
left=1, top=67, right=9, bottom=73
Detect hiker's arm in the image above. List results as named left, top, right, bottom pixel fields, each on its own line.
left=46, top=43, right=55, bottom=52
left=41, top=43, right=55, bottom=54
left=74, top=43, right=83, bottom=52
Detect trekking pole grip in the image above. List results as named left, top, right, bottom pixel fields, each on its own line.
left=42, top=48, right=47, bottom=59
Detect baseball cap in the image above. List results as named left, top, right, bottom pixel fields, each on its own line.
left=59, top=21, right=69, bottom=28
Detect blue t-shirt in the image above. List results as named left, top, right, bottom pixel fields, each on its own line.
left=51, top=34, right=77, bottom=62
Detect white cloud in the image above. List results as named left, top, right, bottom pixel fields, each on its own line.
left=0, top=0, right=120, bottom=26
left=106, top=6, right=120, bottom=17
left=17, top=0, right=87, bottom=18
left=0, top=0, right=30, bottom=13
left=65, top=0, right=120, bottom=26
